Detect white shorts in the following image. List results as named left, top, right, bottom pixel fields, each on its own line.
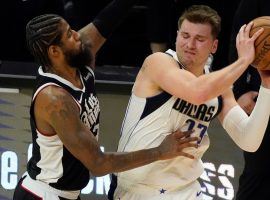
left=114, top=180, right=203, bottom=200
left=20, top=173, right=80, bottom=200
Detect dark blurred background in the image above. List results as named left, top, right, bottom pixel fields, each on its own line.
left=0, top=0, right=242, bottom=82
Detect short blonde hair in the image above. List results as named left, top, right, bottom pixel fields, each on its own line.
left=178, top=5, right=221, bottom=39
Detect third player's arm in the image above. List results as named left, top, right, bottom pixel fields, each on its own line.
left=78, top=0, right=138, bottom=55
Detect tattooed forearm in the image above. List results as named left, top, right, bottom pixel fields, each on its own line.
left=93, top=148, right=160, bottom=176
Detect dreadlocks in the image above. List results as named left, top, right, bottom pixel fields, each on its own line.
left=26, top=14, right=63, bottom=69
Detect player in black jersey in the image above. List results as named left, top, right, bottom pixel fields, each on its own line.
left=13, top=0, right=200, bottom=199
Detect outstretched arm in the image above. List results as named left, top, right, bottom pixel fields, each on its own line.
left=78, top=0, right=138, bottom=55
left=35, top=86, right=199, bottom=177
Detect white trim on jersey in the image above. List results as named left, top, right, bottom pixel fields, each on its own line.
left=119, top=94, right=146, bottom=151
left=32, top=82, right=82, bottom=113
left=38, top=67, right=86, bottom=92
left=22, top=173, right=80, bottom=199
left=86, top=66, right=95, bottom=78
left=166, top=49, right=213, bottom=73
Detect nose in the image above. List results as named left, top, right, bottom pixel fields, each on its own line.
left=187, top=38, right=196, bottom=49
left=73, top=30, right=80, bottom=41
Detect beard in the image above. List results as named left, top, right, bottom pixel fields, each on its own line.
left=63, top=42, right=94, bottom=71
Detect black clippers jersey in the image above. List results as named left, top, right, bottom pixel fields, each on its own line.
left=27, top=66, right=100, bottom=190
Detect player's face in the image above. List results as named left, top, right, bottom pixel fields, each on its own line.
left=176, top=19, right=218, bottom=70
left=59, top=21, right=93, bottom=70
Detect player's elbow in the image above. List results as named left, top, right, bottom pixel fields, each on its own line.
left=191, top=90, right=210, bottom=105
left=239, top=143, right=259, bottom=152
left=90, top=169, right=108, bottom=177
left=239, top=130, right=265, bottom=152
left=89, top=165, right=109, bottom=177
left=237, top=137, right=261, bottom=152
left=189, top=81, right=219, bottom=105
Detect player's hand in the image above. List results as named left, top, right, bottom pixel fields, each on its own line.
left=237, top=91, right=258, bottom=115
left=258, top=69, right=270, bottom=88
left=157, top=130, right=199, bottom=160
left=236, top=21, right=264, bottom=65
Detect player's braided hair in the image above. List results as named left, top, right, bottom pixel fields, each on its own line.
left=26, top=14, right=63, bottom=69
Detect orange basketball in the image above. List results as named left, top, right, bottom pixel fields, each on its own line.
left=250, top=16, right=270, bottom=70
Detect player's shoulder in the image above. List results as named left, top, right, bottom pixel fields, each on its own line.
left=145, top=52, right=172, bottom=61
left=35, top=84, right=72, bottom=106
left=143, top=52, right=177, bottom=69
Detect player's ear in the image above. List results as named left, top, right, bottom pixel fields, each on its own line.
left=211, top=39, right=218, bottom=54
left=48, top=45, right=61, bottom=58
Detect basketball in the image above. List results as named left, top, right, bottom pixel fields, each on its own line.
left=250, top=16, right=270, bottom=70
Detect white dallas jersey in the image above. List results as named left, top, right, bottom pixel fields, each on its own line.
left=116, top=50, right=222, bottom=191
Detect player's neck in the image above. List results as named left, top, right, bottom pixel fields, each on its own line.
left=49, top=65, right=83, bottom=89
left=186, top=65, right=204, bottom=77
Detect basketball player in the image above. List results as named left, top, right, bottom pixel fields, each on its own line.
left=12, top=1, right=201, bottom=200
left=109, top=5, right=270, bottom=200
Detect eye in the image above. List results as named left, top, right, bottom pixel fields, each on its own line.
left=196, top=37, right=205, bottom=42
left=181, top=33, right=189, bottom=39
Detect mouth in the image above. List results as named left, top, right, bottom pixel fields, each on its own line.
left=184, top=50, right=196, bottom=55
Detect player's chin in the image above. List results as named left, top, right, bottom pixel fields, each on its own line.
left=182, top=58, right=194, bottom=67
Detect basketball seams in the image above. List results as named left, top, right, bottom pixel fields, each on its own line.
left=254, top=32, right=270, bottom=47
left=250, top=16, right=270, bottom=70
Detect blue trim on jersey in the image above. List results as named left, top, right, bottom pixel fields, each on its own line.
left=140, top=92, right=172, bottom=120
left=164, top=52, right=184, bottom=69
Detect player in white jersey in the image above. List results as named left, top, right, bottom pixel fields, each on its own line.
left=109, top=5, right=270, bottom=200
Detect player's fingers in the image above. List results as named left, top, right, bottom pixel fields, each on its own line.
left=251, top=27, right=264, bottom=41
left=179, top=136, right=199, bottom=144
left=173, top=129, right=194, bottom=139
left=251, top=91, right=259, bottom=99
left=179, top=152, right=195, bottom=159
left=236, top=24, right=246, bottom=45
left=180, top=142, right=199, bottom=149
left=244, top=21, right=254, bottom=36
left=239, top=24, right=247, bottom=39
left=236, top=32, right=240, bottom=45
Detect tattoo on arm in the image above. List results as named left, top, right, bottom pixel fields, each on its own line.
left=46, top=90, right=80, bottom=132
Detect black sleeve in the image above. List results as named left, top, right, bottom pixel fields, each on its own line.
left=228, top=0, right=261, bottom=99
left=228, top=0, right=260, bottom=64
left=92, top=0, right=138, bottom=38
left=233, top=70, right=249, bottom=100
left=232, top=68, right=260, bottom=100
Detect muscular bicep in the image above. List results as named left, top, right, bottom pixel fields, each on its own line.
left=35, top=86, right=103, bottom=171
left=144, top=53, right=200, bottom=103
